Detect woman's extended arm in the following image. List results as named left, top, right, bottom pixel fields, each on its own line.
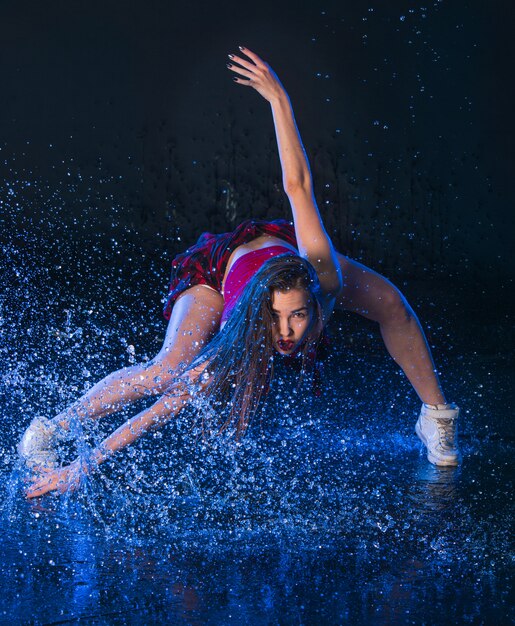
left=25, top=377, right=195, bottom=498
left=228, top=47, right=342, bottom=299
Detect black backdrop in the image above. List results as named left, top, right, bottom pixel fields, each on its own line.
left=2, top=0, right=514, bottom=313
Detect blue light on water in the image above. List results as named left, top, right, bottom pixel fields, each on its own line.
left=0, top=172, right=513, bottom=624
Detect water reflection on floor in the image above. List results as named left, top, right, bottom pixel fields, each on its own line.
left=1, top=383, right=513, bottom=624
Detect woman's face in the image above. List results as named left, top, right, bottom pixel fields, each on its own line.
left=270, top=288, right=313, bottom=355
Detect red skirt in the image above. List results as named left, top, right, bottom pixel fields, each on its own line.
left=163, top=219, right=297, bottom=320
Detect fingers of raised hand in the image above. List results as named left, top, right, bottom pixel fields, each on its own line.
left=227, top=60, right=254, bottom=81
left=238, top=46, right=267, bottom=68
left=227, top=48, right=270, bottom=81
left=227, top=52, right=255, bottom=72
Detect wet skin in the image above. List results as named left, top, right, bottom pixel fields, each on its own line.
left=271, top=288, right=313, bottom=355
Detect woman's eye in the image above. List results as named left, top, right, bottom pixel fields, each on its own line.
left=294, top=312, right=306, bottom=319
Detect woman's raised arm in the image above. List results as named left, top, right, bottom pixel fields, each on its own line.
left=228, top=47, right=342, bottom=299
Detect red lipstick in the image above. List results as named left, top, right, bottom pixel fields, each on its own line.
left=277, top=339, right=294, bottom=351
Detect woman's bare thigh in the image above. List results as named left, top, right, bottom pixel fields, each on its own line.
left=155, top=285, right=224, bottom=372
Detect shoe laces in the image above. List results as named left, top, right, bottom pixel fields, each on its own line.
left=434, top=417, right=457, bottom=451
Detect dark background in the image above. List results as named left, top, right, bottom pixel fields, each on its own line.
left=1, top=0, right=514, bottom=325
left=1, top=7, right=513, bottom=623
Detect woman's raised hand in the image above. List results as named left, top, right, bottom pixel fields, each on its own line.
left=227, top=47, right=287, bottom=103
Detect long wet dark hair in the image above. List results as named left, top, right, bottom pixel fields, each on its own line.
left=186, top=254, right=325, bottom=436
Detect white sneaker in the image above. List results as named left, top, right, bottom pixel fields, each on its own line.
left=415, top=403, right=460, bottom=466
left=17, top=416, right=59, bottom=470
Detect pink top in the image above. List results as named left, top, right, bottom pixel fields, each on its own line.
left=221, top=245, right=295, bottom=323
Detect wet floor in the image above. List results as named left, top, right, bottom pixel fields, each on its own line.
left=1, top=0, right=513, bottom=616
left=1, top=188, right=513, bottom=623
left=1, top=341, right=513, bottom=624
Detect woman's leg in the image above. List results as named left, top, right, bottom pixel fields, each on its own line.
left=335, top=253, right=446, bottom=405
left=54, top=286, right=224, bottom=427
left=335, top=254, right=460, bottom=466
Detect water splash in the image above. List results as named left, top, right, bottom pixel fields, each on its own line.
left=0, top=172, right=512, bottom=624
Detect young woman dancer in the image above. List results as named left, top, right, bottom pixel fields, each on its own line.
left=21, top=47, right=459, bottom=498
